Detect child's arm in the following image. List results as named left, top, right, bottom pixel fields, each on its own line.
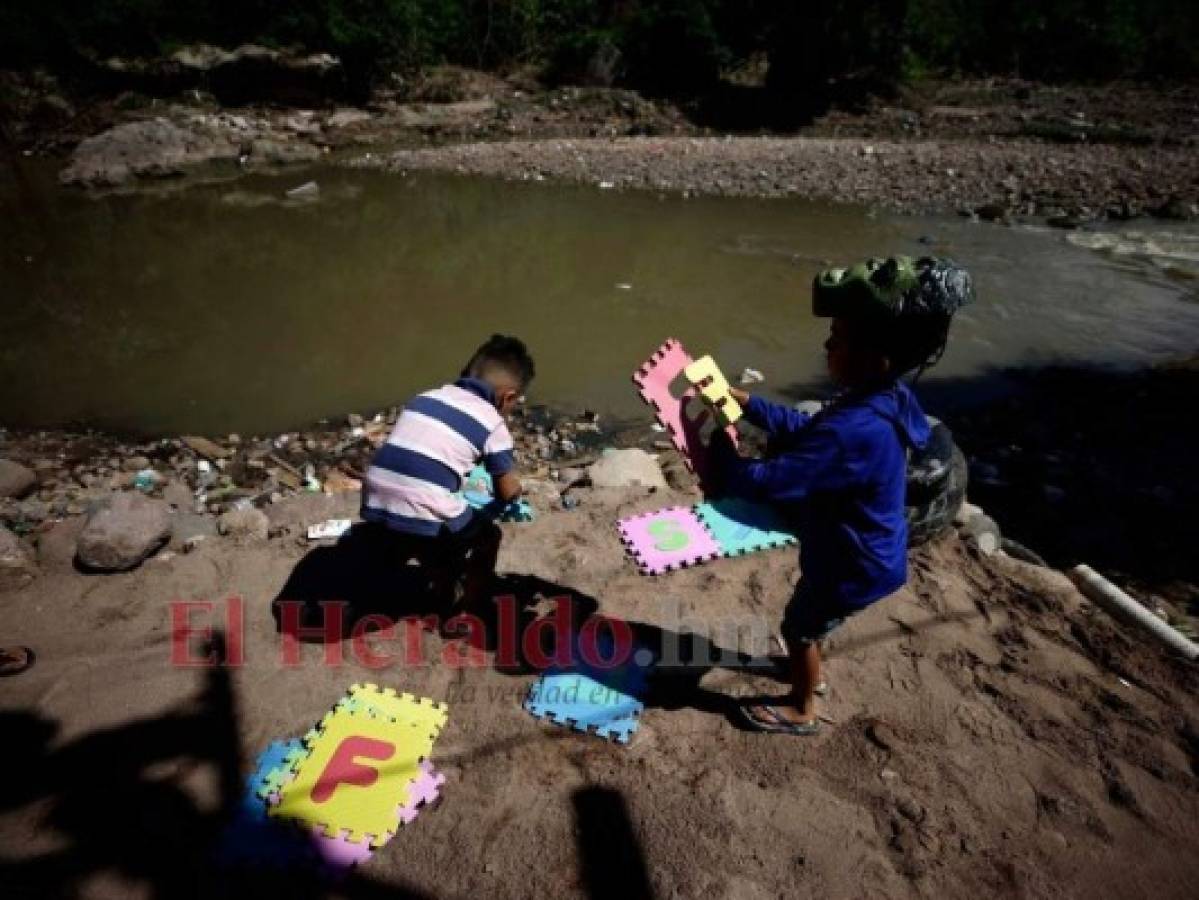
left=494, top=471, right=522, bottom=502
left=709, top=424, right=848, bottom=504
left=736, top=391, right=814, bottom=438
left=483, top=422, right=522, bottom=501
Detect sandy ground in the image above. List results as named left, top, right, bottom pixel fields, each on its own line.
left=2, top=483, right=1197, bottom=899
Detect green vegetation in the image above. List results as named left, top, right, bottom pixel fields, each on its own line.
left=3, top=1, right=1197, bottom=95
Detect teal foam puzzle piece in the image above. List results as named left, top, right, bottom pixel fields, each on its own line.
left=458, top=465, right=535, bottom=522
left=254, top=739, right=308, bottom=800
left=524, top=672, right=643, bottom=744
left=694, top=497, right=797, bottom=557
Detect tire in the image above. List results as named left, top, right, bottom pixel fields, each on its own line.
left=906, top=418, right=967, bottom=547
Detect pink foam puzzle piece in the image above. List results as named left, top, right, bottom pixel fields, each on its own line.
left=632, top=338, right=738, bottom=486
left=397, top=761, right=446, bottom=825
left=617, top=506, right=722, bottom=575
left=311, top=828, right=376, bottom=870
left=266, top=761, right=445, bottom=872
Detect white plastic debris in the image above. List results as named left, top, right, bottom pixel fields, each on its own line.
left=286, top=180, right=320, bottom=199
left=739, top=367, right=765, bottom=385
left=307, top=519, right=352, bottom=541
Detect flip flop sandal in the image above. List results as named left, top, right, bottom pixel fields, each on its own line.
left=738, top=703, right=821, bottom=736
left=0, top=646, right=35, bottom=677
left=769, top=657, right=830, bottom=696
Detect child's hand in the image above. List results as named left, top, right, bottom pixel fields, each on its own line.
left=694, top=377, right=750, bottom=409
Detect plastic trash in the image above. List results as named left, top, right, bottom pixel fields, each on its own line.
left=739, top=367, right=765, bottom=385
left=132, top=469, right=160, bottom=492
left=286, top=180, right=320, bottom=199
left=307, top=519, right=352, bottom=541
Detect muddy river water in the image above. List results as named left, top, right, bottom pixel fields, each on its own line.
left=2, top=163, right=1198, bottom=436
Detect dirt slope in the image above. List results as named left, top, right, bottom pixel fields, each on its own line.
left=1, top=484, right=1196, bottom=899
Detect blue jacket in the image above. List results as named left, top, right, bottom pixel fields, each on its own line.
left=713, top=383, right=930, bottom=611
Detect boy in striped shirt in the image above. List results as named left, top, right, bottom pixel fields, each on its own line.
left=361, top=335, right=534, bottom=609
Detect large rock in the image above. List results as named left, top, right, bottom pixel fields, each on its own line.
left=218, top=506, right=270, bottom=541
left=0, top=460, right=37, bottom=499
left=76, top=493, right=172, bottom=571
left=59, top=118, right=240, bottom=187
left=103, top=44, right=347, bottom=106
left=587, top=448, right=668, bottom=490
left=0, top=527, right=38, bottom=592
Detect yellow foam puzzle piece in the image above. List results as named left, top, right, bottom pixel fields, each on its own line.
left=683, top=355, right=743, bottom=426
left=269, top=705, right=437, bottom=846
left=341, top=683, right=449, bottom=740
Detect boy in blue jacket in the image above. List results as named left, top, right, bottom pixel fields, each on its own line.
left=711, top=256, right=974, bottom=735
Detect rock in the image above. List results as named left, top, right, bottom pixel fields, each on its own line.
left=0, top=527, right=38, bottom=591
left=76, top=493, right=172, bottom=571
left=59, top=118, right=240, bottom=187
left=122, top=456, right=151, bottom=472
left=247, top=139, right=321, bottom=166
left=660, top=458, right=695, bottom=492
left=322, top=470, right=361, bottom=494
left=959, top=511, right=1002, bottom=555
left=0, top=460, right=37, bottom=499
left=587, top=449, right=668, bottom=490
left=896, top=797, right=926, bottom=824
left=953, top=500, right=983, bottom=527
left=170, top=512, right=219, bottom=550
left=161, top=480, right=195, bottom=510
left=556, top=466, right=587, bottom=486
left=218, top=506, right=270, bottom=541
left=35, top=517, right=86, bottom=572
left=866, top=720, right=898, bottom=751
left=182, top=435, right=232, bottom=460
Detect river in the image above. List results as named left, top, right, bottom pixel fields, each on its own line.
left=2, top=163, right=1198, bottom=436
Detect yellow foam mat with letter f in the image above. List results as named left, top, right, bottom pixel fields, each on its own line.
left=683, top=355, right=743, bottom=426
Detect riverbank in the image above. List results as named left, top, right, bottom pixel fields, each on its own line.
left=2, top=453, right=1198, bottom=897
left=8, top=65, right=1197, bottom=222
left=356, top=133, right=1198, bottom=219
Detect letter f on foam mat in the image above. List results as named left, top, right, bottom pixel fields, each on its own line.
left=633, top=338, right=738, bottom=487
left=270, top=705, right=439, bottom=847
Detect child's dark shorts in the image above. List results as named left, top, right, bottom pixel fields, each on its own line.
left=780, top=582, right=856, bottom=645
left=361, top=512, right=499, bottom=569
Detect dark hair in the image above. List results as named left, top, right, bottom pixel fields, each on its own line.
left=854, top=314, right=953, bottom=380
left=462, top=334, right=536, bottom=390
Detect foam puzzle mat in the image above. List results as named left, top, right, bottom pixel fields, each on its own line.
left=524, top=671, right=644, bottom=744
left=694, top=497, right=798, bottom=557
left=336, top=683, right=450, bottom=744
left=633, top=338, right=737, bottom=487
left=270, top=705, right=440, bottom=847
left=617, top=498, right=798, bottom=574
left=617, top=506, right=722, bottom=575
left=459, top=465, right=535, bottom=522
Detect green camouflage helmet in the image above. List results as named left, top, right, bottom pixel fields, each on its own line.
left=812, top=256, right=975, bottom=321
